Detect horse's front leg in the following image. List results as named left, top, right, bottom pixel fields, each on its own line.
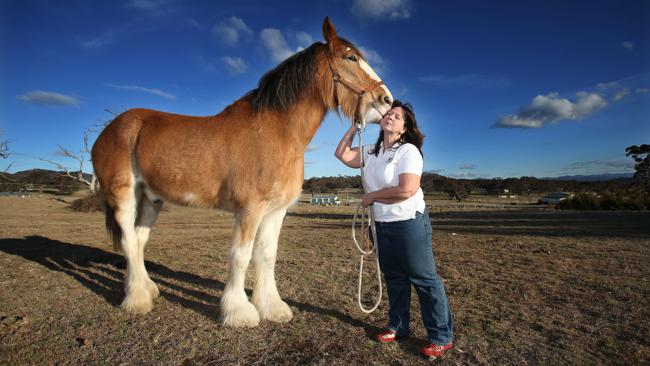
left=220, top=206, right=265, bottom=327
left=251, top=207, right=293, bottom=322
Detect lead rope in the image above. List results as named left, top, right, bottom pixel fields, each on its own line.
left=351, top=123, right=382, bottom=313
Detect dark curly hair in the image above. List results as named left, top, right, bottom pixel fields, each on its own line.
left=370, top=100, right=424, bottom=157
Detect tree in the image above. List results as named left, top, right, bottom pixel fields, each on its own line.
left=39, top=109, right=118, bottom=193
left=445, top=180, right=470, bottom=202
left=0, top=132, right=18, bottom=184
left=626, top=144, right=650, bottom=191
left=0, top=139, right=8, bottom=160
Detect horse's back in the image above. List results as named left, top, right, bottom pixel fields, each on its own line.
left=91, top=105, right=303, bottom=211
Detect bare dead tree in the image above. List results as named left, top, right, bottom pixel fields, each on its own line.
left=38, top=110, right=119, bottom=193
left=0, top=140, right=8, bottom=159
left=0, top=132, right=18, bottom=183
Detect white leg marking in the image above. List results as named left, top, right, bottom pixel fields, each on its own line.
left=117, top=190, right=153, bottom=314
left=221, top=241, right=260, bottom=327
left=135, top=195, right=162, bottom=300
left=252, top=208, right=293, bottom=322
left=220, top=209, right=265, bottom=327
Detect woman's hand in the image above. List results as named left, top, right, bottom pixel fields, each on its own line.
left=361, top=192, right=375, bottom=208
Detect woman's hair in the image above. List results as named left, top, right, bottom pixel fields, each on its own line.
left=370, top=100, right=425, bottom=157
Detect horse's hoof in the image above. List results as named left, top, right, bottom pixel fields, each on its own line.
left=257, top=299, right=293, bottom=323
left=220, top=301, right=260, bottom=327
left=146, top=279, right=160, bottom=299
left=121, top=292, right=153, bottom=314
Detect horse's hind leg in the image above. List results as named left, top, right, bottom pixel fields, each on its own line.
left=252, top=207, right=293, bottom=322
left=220, top=205, right=265, bottom=327
left=109, top=176, right=154, bottom=314
left=135, top=186, right=163, bottom=300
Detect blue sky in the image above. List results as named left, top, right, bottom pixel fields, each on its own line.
left=1, top=0, right=649, bottom=179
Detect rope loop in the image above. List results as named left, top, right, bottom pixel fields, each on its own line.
left=351, top=127, right=382, bottom=314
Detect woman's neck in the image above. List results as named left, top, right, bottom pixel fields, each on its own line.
left=383, top=132, right=401, bottom=149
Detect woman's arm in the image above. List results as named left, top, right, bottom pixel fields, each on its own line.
left=334, top=126, right=362, bottom=168
left=361, top=173, right=420, bottom=207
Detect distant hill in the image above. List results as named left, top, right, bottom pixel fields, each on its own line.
left=1, top=168, right=637, bottom=196
left=543, top=173, right=633, bottom=182
left=0, top=168, right=92, bottom=194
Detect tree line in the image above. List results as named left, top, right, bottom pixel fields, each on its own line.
left=303, top=173, right=633, bottom=198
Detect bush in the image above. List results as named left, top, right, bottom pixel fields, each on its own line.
left=70, top=192, right=103, bottom=212
left=557, top=189, right=650, bottom=211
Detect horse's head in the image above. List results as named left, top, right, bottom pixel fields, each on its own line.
left=322, top=17, right=393, bottom=127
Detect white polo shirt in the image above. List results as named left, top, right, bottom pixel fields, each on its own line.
left=362, top=142, right=425, bottom=222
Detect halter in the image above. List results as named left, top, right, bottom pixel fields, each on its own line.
left=327, top=51, right=385, bottom=124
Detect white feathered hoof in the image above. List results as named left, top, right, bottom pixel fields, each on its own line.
left=256, top=299, right=293, bottom=323
left=220, top=300, right=261, bottom=327
left=145, top=278, right=160, bottom=299
left=121, top=289, right=153, bottom=314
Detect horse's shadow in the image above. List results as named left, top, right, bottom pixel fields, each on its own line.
left=0, top=236, right=379, bottom=337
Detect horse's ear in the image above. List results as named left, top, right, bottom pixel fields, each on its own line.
left=322, top=16, right=338, bottom=47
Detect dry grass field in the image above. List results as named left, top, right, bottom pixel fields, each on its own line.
left=1, top=195, right=649, bottom=365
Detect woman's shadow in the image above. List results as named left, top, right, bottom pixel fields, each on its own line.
left=0, top=235, right=378, bottom=335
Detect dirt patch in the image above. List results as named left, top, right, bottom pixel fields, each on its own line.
left=1, top=197, right=649, bottom=364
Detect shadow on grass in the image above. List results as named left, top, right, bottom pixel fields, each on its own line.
left=0, top=235, right=376, bottom=334
left=428, top=210, right=650, bottom=238
left=286, top=212, right=356, bottom=221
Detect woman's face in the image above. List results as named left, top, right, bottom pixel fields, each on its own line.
left=380, top=106, right=406, bottom=135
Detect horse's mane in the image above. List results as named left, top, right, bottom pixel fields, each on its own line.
left=248, top=38, right=363, bottom=113
left=248, top=43, right=322, bottom=112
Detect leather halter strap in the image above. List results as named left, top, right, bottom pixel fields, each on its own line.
left=327, top=52, right=385, bottom=123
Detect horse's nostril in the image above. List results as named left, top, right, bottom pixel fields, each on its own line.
left=383, top=95, right=391, bottom=105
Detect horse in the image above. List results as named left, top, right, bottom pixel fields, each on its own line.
left=91, top=17, right=393, bottom=327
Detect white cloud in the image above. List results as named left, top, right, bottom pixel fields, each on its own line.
left=494, top=91, right=607, bottom=129
left=212, top=17, right=253, bottom=47
left=260, top=28, right=293, bottom=62
left=128, top=0, right=167, bottom=10
left=596, top=81, right=620, bottom=91
left=18, top=91, right=80, bottom=106
left=636, top=88, right=649, bottom=94
left=612, top=88, right=630, bottom=101
left=81, top=34, right=115, bottom=49
left=562, top=159, right=634, bottom=174
left=419, top=74, right=510, bottom=89
left=222, top=56, right=247, bottom=75
left=126, top=0, right=178, bottom=15
left=107, top=84, right=175, bottom=99
left=447, top=172, right=482, bottom=179
left=187, top=18, right=202, bottom=29
left=622, top=41, right=635, bottom=50
left=294, top=31, right=314, bottom=48
left=459, top=164, right=476, bottom=170
left=351, top=0, right=411, bottom=20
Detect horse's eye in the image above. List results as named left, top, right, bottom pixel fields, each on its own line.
left=346, top=55, right=358, bottom=62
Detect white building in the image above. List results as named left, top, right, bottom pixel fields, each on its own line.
left=539, top=192, right=573, bottom=204
left=310, top=196, right=340, bottom=205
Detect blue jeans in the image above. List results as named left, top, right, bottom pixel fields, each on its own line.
left=375, top=210, right=453, bottom=345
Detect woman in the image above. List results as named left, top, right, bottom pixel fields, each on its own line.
left=334, top=100, right=454, bottom=358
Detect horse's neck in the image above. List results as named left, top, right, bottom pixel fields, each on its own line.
left=283, top=93, right=328, bottom=152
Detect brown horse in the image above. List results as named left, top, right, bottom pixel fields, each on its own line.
left=91, top=17, right=393, bottom=327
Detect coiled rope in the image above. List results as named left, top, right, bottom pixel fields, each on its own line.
left=351, top=123, right=382, bottom=313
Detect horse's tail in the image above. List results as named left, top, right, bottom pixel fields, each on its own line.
left=99, top=192, right=123, bottom=252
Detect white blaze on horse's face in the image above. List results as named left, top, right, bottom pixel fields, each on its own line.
left=358, top=58, right=393, bottom=126
left=341, top=46, right=392, bottom=127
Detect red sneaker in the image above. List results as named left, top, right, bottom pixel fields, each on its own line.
left=376, top=330, right=397, bottom=343
left=420, top=342, right=453, bottom=358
